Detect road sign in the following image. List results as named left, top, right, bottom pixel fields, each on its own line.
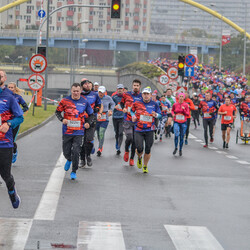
left=38, top=9, right=46, bottom=18
left=158, top=74, right=169, bottom=85
left=28, top=74, right=45, bottom=91
left=176, top=86, right=187, bottom=94
left=29, top=54, right=47, bottom=73
left=167, top=67, right=178, bottom=80
left=167, top=80, right=178, bottom=91
left=185, top=54, right=196, bottom=67
left=185, top=66, right=195, bottom=77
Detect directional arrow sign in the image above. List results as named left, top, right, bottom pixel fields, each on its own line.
left=38, top=9, right=46, bottom=18
left=185, top=66, right=194, bottom=77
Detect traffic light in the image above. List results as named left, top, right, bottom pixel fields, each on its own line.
left=178, top=55, right=185, bottom=77
left=37, top=46, right=46, bottom=58
left=111, top=0, right=121, bottom=18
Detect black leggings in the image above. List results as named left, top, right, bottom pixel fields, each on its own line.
left=12, top=125, right=20, bottom=154
left=63, top=135, right=83, bottom=172
left=0, top=148, right=15, bottom=191
left=80, top=124, right=96, bottom=159
left=135, top=131, right=154, bottom=154
left=203, top=119, right=214, bottom=145
left=185, top=118, right=191, bottom=140
left=113, top=118, right=124, bottom=149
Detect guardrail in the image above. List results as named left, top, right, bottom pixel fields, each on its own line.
left=0, top=29, right=219, bottom=46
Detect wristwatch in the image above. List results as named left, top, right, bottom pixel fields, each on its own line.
left=7, top=122, right=11, bottom=127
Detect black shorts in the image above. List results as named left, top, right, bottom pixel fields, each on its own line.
left=167, top=113, right=173, bottom=118
left=221, top=123, right=232, bottom=131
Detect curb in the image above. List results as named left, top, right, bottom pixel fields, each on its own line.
left=17, top=114, right=56, bottom=140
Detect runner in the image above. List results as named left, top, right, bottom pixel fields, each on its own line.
left=96, top=86, right=115, bottom=156
left=199, top=92, right=218, bottom=147
left=164, top=88, right=176, bottom=137
left=7, top=82, right=29, bottom=163
left=80, top=78, right=103, bottom=167
left=218, top=96, right=237, bottom=148
left=240, top=94, right=250, bottom=118
left=0, top=72, right=24, bottom=208
left=158, top=95, right=171, bottom=141
left=112, top=84, right=125, bottom=155
left=191, top=93, right=200, bottom=129
left=184, top=93, right=195, bottom=145
left=93, top=82, right=99, bottom=92
left=171, top=93, right=190, bottom=156
left=120, top=79, right=142, bottom=166
left=55, top=83, right=94, bottom=180
left=131, top=87, right=161, bottom=173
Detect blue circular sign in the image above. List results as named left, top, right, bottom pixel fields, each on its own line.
left=38, top=10, right=46, bottom=18
left=185, top=54, right=196, bottom=67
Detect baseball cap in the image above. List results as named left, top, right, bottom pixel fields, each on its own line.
left=142, top=87, right=152, bottom=94
left=117, top=84, right=124, bottom=89
left=98, top=86, right=106, bottom=93
left=94, top=82, right=99, bottom=86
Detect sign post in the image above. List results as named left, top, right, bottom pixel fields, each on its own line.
left=158, top=74, right=169, bottom=85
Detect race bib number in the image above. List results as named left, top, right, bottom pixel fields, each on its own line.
left=67, top=119, right=81, bottom=130
left=204, top=112, right=212, bottom=118
left=0, top=116, right=2, bottom=126
left=97, top=113, right=107, bottom=122
left=127, top=106, right=132, bottom=113
left=162, top=106, right=168, bottom=111
left=140, top=115, right=153, bottom=123
left=176, top=114, right=185, bottom=121
left=224, top=116, right=232, bottom=121
left=194, top=105, right=198, bottom=110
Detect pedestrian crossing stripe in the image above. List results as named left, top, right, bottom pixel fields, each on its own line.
left=0, top=219, right=225, bottom=250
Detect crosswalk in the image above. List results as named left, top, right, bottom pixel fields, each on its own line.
left=0, top=218, right=224, bottom=250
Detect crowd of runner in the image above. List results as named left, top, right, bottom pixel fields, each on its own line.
left=0, top=61, right=250, bottom=209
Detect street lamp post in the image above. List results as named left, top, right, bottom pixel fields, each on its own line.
left=5, top=55, right=22, bottom=75
left=243, top=2, right=247, bottom=76
left=70, top=20, right=89, bottom=86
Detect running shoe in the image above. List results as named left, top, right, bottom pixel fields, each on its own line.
left=115, top=141, right=119, bottom=150
left=137, top=157, right=142, bottom=169
left=64, top=160, right=72, bottom=171
left=210, top=138, right=214, bottom=143
left=179, top=150, right=182, bottom=156
left=86, top=156, right=92, bottom=167
left=143, top=165, right=148, bottom=173
left=185, top=139, right=188, bottom=145
left=129, top=158, right=134, bottom=166
left=79, top=159, right=86, bottom=168
left=97, top=149, right=102, bottom=157
left=155, top=134, right=158, bottom=140
left=223, top=141, right=226, bottom=149
left=70, top=172, right=77, bottom=180
left=12, top=151, right=18, bottom=164
left=8, top=187, right=21, bottom=209
left=123, top=151, right=129, bottom=162
left=173, top=148, right=178, bottom=155
left=160, top=136, right=162, bottom=142
left=225, top=143, right=229, bottom=148
left=203, top=144, right=208, bottom=148
left=116, top=149, right=121, bottom=155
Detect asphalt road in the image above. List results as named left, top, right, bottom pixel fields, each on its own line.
left=0, top=116, right=250, bottom=250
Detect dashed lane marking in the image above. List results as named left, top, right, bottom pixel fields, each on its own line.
left=208, top=146, right=218, bottom=150
left=188, top=134, right=197, bottom=139
left=226, top=155, right=238, bottom=159
left=164, top=225, right=224, bottom=250
left=195, top=139, right=203, bottom=142
left=216, top=151, right=228, bottom=155
left=236, top=160, right=250, bottom=165
left=34, top=152, right=66, bottom=221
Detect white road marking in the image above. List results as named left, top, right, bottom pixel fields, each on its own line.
left=34, top=152, right=66, bottom=221
left=226, top=155, right=238, bottom=159
left=200, top=143, right=205, bottom=145
left=208, top=146, right=218, bottom=150
left=236, top=160, right=250, bottom=165
left=164, top=225, right=224, bottom=250
left=77, top=221, right=126, bottom=250
left=0, top=218, right=33, bottom=250
left=195, top=139, right=203, bottom=142
left=188, top=133, right=197, bottom=139
left=216, top=151, right=228, bottom=155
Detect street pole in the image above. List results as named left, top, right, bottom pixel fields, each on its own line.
left=243, top=3, right=247, bottom=76
left=44, top=0, right=50, bottom=111
left=219, top=19, right=222, bottom=71
left=70, top=27, right=74, bottom=88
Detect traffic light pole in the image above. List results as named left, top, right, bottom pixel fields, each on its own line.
left=44, top=0, right=49, bottom=111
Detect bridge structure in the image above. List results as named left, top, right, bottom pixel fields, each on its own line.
left=0, top=30, right=219, bottom=54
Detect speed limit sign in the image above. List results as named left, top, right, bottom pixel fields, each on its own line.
left=158, top=74, right=169, bottom=85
